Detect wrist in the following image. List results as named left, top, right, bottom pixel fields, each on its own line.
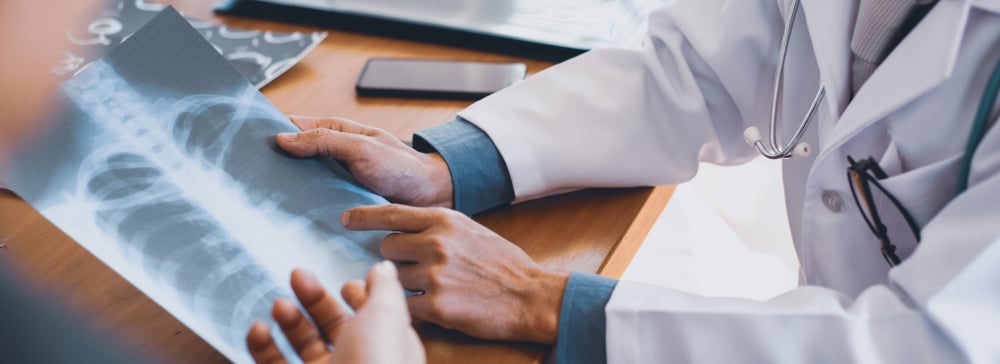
left=419, top=152, right=454, bottom=209
left=521, top=269, right=569, bottom=344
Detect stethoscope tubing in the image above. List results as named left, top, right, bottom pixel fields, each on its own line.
left=955, top=52, right=1000, bottom=196
left=750, top=0, right=825, bottom=160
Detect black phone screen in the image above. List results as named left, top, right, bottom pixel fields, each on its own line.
left=356, top=58, right=526, bottom=100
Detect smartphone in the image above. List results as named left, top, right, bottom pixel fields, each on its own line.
left=356, top=58, right=526, bottom=100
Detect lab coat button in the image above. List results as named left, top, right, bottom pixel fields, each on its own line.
left=822, top=190, right=843, bottom=212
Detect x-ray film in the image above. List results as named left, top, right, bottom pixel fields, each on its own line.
left=4, top=7, right=385, bottom=363
left=56, top=0, right=326, bottom=88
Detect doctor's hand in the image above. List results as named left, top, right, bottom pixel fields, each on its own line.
left=276, top=115, right=454, bottom=209
left=246, top=263, right=425, bottom=364
left=342, top=204, right=570, bottom=345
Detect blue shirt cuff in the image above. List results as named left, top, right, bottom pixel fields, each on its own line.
left=555, top=272, right=618, bottom=364
left=412, top=118, right=515, bottom=215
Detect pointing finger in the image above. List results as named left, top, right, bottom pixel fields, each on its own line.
left=342, top=204, right=442, bottom=233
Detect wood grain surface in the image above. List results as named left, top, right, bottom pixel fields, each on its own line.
left=0, top=1, right=673, bottom=362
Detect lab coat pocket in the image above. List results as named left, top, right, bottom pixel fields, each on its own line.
left=874, top=151, right=963, bottom=261
left=875, top=139, right=904, bottom=176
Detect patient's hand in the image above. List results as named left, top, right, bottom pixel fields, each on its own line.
left=246, top=263, right=425, bottom=364
left=276, top=115, right=453, bottom=209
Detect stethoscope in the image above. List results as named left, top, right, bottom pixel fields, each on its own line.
left=742, top=0, right=1000, bottom=198
left=742, top=0, right=822, bottom=160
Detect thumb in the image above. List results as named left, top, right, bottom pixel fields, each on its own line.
left=365, top=261, right=408, bottom=315
left=276, top=128, right=369, bottom=160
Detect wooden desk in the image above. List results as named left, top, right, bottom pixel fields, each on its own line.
left=0, top=1, right=674, bottom=362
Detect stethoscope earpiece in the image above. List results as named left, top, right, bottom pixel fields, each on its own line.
left=792, top=142, right=811, bottom=158
left=743, top=126, right=762, bottom=146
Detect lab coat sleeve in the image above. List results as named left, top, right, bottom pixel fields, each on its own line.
left=603, top=127, right=1000, bottom=363
left=457, top=0, right=786, bottom=201
left=555, top=272, right=618, bottom=364
left=412, top=118, right=515, bottom=215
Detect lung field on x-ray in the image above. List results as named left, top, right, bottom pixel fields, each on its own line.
left=36, top=59, right=387, bottom=349
left=84, top=150, right=284, bottom=346
left=167, top=93, right=384, bottom=243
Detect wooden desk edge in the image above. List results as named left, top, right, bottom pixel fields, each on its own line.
left=597, top=185, right=675, bottom=279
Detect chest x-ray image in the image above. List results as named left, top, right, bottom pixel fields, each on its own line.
left=3, top=8, right=386, bottom=362
left=56, top=0, right=326, bottom=88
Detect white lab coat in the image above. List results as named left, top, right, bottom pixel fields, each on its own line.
left=457, top=0, right=1000, bottom=362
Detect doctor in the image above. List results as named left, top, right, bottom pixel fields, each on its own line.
left=263, top=0, right=1000, bottom=362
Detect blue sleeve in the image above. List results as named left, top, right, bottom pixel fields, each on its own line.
left=412, top=118, right=515, bottom=215
left=555, top=272, right=619, bottom=364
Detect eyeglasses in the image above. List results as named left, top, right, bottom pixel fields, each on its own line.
left=845, top=156, right=921, bottom=267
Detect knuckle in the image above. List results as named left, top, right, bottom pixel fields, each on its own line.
left=353, top=139, right=381, bottom=157
left=330, top=117, right=356, bottom=127
left=425, top=267, right=443, bottom=289
left=439, top=208, right=464, bottom=225
left=302, top=127, right=330, bottom=139
left=425, top=237, right=449, bottom=261
left=317, top=117, right=342, bottom=129
left=311, top=117, right=348, bottom=131
left=362, top=123, right=385, bottom=135
left=430, top=210, right=452, bottom=225
left=428, top=250, right=448, bottom=263
left=296, top=129, right=336, bottom=151
left=389, top=203, right=407, bottom=214
left=383, top=205, right=403, bottom=224
left=431, top=207, right=452, bottom=215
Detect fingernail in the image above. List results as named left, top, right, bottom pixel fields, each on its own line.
left=340, top=211, right=351, bottom=227
left=278, top=132, right=297, bottom=142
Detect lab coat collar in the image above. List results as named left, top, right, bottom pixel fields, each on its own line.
left=819, top=0, right=974, bottom=153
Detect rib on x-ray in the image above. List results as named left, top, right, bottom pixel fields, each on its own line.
left=3, top=8, right=386, bottom=363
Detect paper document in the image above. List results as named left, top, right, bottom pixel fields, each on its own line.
left=4, top=7, right=385, bottom=362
